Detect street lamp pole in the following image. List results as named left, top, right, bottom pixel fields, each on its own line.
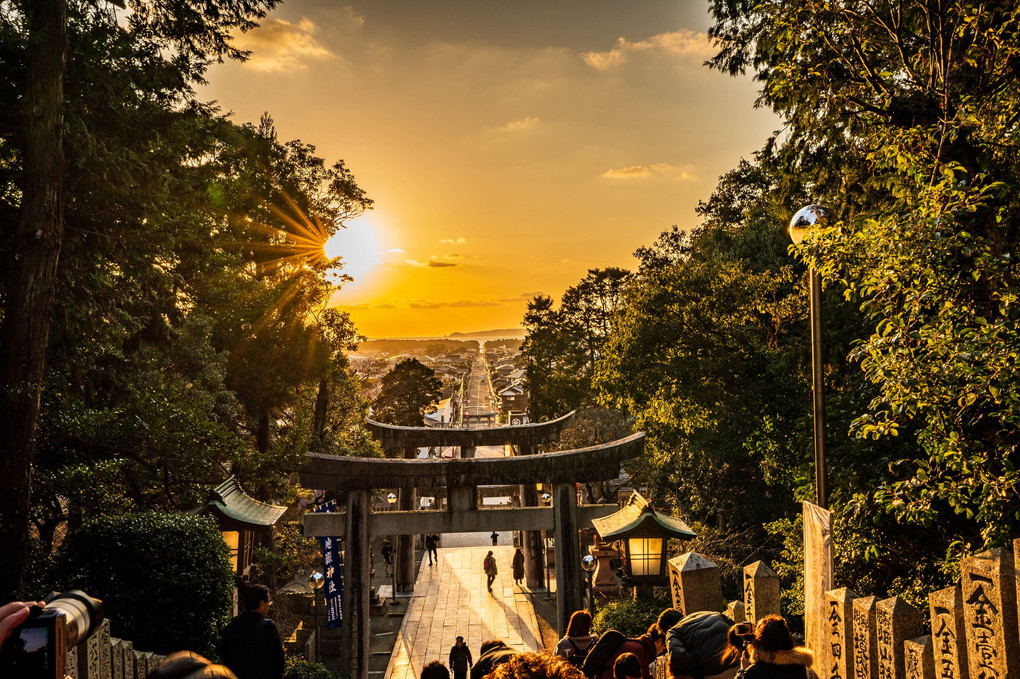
left=789, top=205, right=833, bottom=509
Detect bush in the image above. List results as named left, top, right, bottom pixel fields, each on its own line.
left=285, top=658, right=344, bottom=679
left=53, top=512, right=234, bottom=658
left=591, top=592, right=670, bottom=637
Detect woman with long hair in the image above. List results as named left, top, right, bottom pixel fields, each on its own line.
left=736, top=615, right=814, bottom=679
left=554, top=610, right=595, bottom=665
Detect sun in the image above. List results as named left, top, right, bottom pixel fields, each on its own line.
left=323, top=218, right=381, bottom=285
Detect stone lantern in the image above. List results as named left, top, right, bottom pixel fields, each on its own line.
left=591, top=492, right=695, bottom=584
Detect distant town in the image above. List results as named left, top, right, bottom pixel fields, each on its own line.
left=351, top=336, right=528, bottom=426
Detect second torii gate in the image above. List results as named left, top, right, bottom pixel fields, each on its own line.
left=300, top=430, right=644, bottom=679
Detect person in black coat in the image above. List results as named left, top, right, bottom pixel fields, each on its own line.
left=471, top=639, right=517, bottom=679
left=736, top=616, right=814, bottom=679
left=666, top=611, right=741, bottom=679
left=220, top=585, right=284, bottom=679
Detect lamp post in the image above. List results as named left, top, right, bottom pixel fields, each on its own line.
left=789, top=204, right=833, bottom=509
left=309, top=571, right=325, bottom=661
left=581, top=554, right=596, bottom=613
left=387, top=492, right=397, bottom=601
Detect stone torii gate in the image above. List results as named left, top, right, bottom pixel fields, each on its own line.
left=363, top=411, right=577, bottom=594
left=300, top=429, right=644, bottom=679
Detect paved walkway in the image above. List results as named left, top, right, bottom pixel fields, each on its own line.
left=385, top=536, right=543, bottom=679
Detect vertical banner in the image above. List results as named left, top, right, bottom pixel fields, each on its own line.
left=314, top=501, right=344, bottom=628
left=804, top=502, right=833, bottom=679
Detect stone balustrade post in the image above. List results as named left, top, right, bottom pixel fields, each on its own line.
left=668, top=552, right=722, bottom=615
left=928, top=586, right=966, bottom=679
left=826, top=587, right=858, bottom=679
left=960, top=547, right=1019, bottom=679
left=904, top=636, right=934, bottom=679
left=744, top=561, right=780, bottom=623
left=726, top=600, right=746, bottom=623
left=853, top=596, right=879, bottom=679
left=876, top=596, right=923, bottom=679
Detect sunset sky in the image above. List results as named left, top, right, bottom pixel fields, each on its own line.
left=200, top=1, right=779, bottom=338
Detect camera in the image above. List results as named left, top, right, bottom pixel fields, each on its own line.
left=733, top=621, right=755, bottom=650
left=0, top=590, right=104, bottom=679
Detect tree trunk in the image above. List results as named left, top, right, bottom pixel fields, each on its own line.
left=312, top=376, right=329, bottom=440
left=0, top=0, right=66, bottom=598
left=256, top=412, right=271, bottom=455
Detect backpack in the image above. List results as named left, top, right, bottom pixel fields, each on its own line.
left=581, top=629, right=627, bottom=679
left=566, top=638, right=591, bottom=669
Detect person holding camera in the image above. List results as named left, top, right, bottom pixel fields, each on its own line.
left=734, top=616, right=814, bottom=679
left=0, top=601, right=43, bottom=651
left=220, top=584, right=284, bottom=679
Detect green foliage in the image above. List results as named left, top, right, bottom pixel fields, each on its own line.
left=284, top=658, right=344, bottom=679
left=51, top=512, right=233, bottom=658
left=591, top=592, right=669, bottom=638
left=372, top=358, right=443, bottom=427
left=254, top=522, right=321, bottom=590
left=709, top=0, right=1020, bottom=551
left=522, top=268, right=630, bottom=420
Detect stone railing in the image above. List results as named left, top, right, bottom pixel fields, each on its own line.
left=66, top=619, right=166, bottom=679
left=661, top=543, right=1020, bottom=679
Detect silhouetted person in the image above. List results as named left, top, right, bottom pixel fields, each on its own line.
left=422, top=660, right=451, bottom=679
left=220, top=585, right=284, bottom=679
left=483, top=550, right=498, bottom=592
left=450, top=635, right=474, bottom=679
left=490, top=531, right=499, bottom=546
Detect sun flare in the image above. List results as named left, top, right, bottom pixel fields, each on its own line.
left=323, top=219, right=381, bottom=285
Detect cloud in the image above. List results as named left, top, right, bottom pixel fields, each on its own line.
left=497, top=116, right=541, bottom=133
left=600, top=163, right=697, bottom=180
left=582, top=29, right=714, bottom=70
left=497, top=291, right=543, bottom=302
left=388, top=248, right=405, bottom=253
left=405, top=258, right=459, bottom=268
left=336, top=303, right=396, bottom=310
left=440, top=237, right=467, bottom=244
left=410, top=300, right=499, bottom=309
left=234, top=18, right=334, bottom=72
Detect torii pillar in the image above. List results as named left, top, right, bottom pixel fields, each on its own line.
left=518, top=443, right=545, bottom=588
left=396, top=444, right=416, bottom=591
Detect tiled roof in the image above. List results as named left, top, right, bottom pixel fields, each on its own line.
left=592, top=492, right=696, bottom=541
left=203, top=475, right=286, bottom=529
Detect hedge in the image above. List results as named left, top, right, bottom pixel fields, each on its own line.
left=54, top=512, right=234, bottom=658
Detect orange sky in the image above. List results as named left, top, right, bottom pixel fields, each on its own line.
left=200, top=1, right=778, bottom=338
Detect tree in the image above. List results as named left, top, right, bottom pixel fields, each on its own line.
left=0, top=0, right=373, bottom=594
left=521, top=268, right=630, bottom=420
left=709, top=0, right=1020, bottom=549
left=372, top=358, right=443, bottom=427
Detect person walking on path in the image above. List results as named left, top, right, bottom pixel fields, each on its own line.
left=426, top=533, right=440, bottom=566
left=483, top=550, right=498, bottom=592
left=490, top=531, right=499, bottom=546
left=512, top=547, right=525, bottom=586
left=382, top=539, right=394, bottom=576
left=220, top=584, right=285, bottom=679
left=449, top=636, right=474, bottom=679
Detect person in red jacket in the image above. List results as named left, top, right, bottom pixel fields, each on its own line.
left=597, top=625, right=664, bottom=679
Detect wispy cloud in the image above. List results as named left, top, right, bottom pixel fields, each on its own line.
left=582, top=29, right=713, bottom=71
left=336, top=302, right=396, bottom=311
left=388, top=248, right=405, bottom=253
left=410, top=300, right=498, bottom=309
left=498, top=291, right=543, bottom=302
left=440, top=237, right=467, bottom=244
left=600, top=163, right=697, bottom=180
left=497, top=116, right=541, bottom=133
left=234, top=18, right=334, bottom=72
left=405, top=258, right=459, bottom=268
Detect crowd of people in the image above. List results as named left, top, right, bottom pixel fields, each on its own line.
left=412, top=608, right=814, bottom=679
left=0, top=582, right=813, bottom=679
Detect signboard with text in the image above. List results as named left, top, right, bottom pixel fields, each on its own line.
left=314, top=502, right=343, bottom=628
